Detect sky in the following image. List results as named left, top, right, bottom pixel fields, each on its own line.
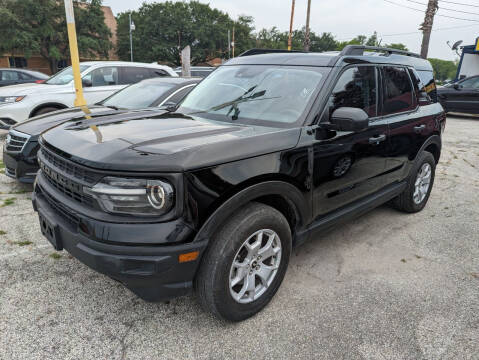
left=103, top=0, right=479, bottom=61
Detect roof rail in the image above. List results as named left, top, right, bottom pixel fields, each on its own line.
left=340, top=45, right=422, bottom=59
left=238, top=48, right=304, bottom=57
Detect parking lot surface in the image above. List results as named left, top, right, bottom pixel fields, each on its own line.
left=0, top=116, right=478, bottom=360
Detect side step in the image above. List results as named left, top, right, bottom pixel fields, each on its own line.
left=295, top=181, right=407, bottom=247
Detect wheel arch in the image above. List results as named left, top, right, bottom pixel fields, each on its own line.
left=192, top=180, right=310, bottom=246
left=417, top=135, right=441, bottom=164
left=29, top=102, right=68, bottom=118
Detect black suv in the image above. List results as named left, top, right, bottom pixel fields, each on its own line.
left=32, top=46, right=445, bottom=321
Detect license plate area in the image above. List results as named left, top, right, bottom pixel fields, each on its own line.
left=39, top=210, right=63, bottom=251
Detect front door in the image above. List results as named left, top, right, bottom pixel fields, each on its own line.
left=447, top=76, right=479, bottom=113
left=312, top=65, right=390, bottom=218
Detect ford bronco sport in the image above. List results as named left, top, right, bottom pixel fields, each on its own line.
left=32, top=46, right=445, bottom=321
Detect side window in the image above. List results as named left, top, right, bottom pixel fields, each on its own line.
left=149, top=69, right=169, bottom=78
left=416, top=70, right=437, bottom=103
left=19, top=72, right=33, bottom=80
left=120, top=67, right=153, bottom=84
left=408, top=68, right=429, bottom=104
left=83, top=67, right=119, bottom=87
left=162, top=86, right=195, bottom=106
left=381, top=66, right=415, bottom=116
left=459, top=77, right=479, bottom=89
left=1, top=71, right=19, bottom=81
left=324, top=66, right=377, bottom=120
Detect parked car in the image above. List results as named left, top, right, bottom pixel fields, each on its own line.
left=437, top=75, right=479, bottom=114
left=0, top=61, right=178, bottom=129
left=32, top=46, right=445, bottom=321
left=174, top=66, right=215, bottom=77
left=0, top=68, right=49, bottom=87
left=2, top=77, right=200, bottom=183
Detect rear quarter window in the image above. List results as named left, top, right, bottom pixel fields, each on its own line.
left=416, top=70, right=437, bottom=103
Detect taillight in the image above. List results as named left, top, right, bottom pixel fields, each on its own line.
left=35, top=80, right=45, bottom=84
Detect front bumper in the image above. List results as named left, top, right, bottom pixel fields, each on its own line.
left=32, top=178, right=207, bottom=302
left=2, top=141, right=39, bottom=183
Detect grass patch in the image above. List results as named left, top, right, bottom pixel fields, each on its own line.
left=0, top=160, right=4, bottom=169
left=15, top=241, right=32, bottom=246
left=10, top=189, right=29, bottom=194
left=49, top=253, right=61, bottom=260
left=0, top=230, right=6, bottom=235
left=1, top=198, right=16, bottom=207
left=400, top=259, right=407, bottom=263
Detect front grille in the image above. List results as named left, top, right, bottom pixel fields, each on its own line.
left=5, top=166, right=16, bottom=177
left=39, top=184, right=80, bottom=228
left=41, top=164, right=94, bottom=206
left=5, top=130, right=30, bottom=152
left=40, top=147, right=98, bottom=184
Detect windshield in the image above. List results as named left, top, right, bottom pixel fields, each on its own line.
left=46, top=65, right=90, bottom=85
left=101, top=81, right=177, bottom=109
left=178, top=65, right=327, bottom=126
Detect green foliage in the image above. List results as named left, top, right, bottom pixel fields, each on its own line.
left=0, top=0, right=112, bottom=73
left=428, top=58, right=458, bottom=82
left=117, top=1, right=254, bottom=65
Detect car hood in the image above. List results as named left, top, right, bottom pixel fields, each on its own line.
left=0, top=82, right=72, bottom=96
left=12, top=106, right=147, bottom=137
left=41, top=113, right=301, bottom=172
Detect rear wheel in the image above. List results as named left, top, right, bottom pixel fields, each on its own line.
left=195, top=202, right=292, bottom=321
left=392, top=151, right=436, bottom=213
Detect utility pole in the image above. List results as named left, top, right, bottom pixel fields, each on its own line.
left=420, top=0, right=439, bottom=59
left=288, top=0, right=296, bottom=51
left=304, top=0, right=311, bottom=51
left=64, top=0, right=86, bottom=107
left=129, top=13, right=135, bottom=62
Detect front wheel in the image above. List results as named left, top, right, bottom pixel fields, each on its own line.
left=195, top=202, right=292, bottom=321
left=392, top=151, right=436, bottom=213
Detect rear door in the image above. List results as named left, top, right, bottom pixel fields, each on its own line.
left=82, top=66, right=124, bottom=104
left=312, top=65, right=390, bottom=217
left=382, top=66, right=435, bottom=183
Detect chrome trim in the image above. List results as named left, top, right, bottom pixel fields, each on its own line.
left=5, top=129, right=31, bottom=153
left=158, top=84, right=196, bottom=107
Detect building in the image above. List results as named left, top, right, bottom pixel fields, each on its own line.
left=455, top=38, right=479, bottom=81
left=0, top=5, right=117, bottom=75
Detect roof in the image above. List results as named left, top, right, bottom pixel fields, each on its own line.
left=225, top=46, right=433, bottom=71
left=79, top=61, right=173, bottom=69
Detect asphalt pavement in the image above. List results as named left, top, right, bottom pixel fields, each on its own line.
left=0, top=116, right=478, bottom=360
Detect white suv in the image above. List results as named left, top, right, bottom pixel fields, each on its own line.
left=0, top=61, right=177, bottom=128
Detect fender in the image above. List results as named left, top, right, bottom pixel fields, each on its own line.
left=193, top=181, right=310, bottom=244
left=415, top=134, right=442, bottom=163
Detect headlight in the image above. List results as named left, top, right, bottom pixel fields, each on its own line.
left=84, top=177, right=175, bottom=216
left=0, top=96, right=26, bottom=104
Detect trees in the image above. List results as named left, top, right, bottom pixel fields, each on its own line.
left=117, top=1, right=254, bottom=65
left=0, top=0, right=112, bottom=73
left=428, top=58, right=458, bottom=82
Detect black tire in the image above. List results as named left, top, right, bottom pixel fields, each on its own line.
left=392, top=151, right=436, bottom=213
left=33, top=107, right=59, bottom=117
left=195, top=202, right=292, bottom=321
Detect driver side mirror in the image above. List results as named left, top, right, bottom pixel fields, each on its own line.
left=330, top=107, right=369, bottom=132
left=82, top=78, right=92, bottom=87
left=159, top=101, right=177, bottom=112
left=453, top=83, right=462, bottom=90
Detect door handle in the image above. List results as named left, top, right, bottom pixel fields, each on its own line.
left=414, top=125, right=426, bottom=134
left=369, top=134, right=386, bottom=145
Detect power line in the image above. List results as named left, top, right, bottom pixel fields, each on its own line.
left=382, top=0, right=479, bottom=22
left=439, top=0, right=479, bottom=8
left=404, top=0, right=479, bottom=16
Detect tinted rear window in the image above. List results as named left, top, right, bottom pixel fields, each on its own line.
left=416, top=70, right=437, bottom=103
left=381, top=66, right=415, bottom=115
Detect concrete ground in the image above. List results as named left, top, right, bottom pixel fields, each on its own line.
left=0, top=116, right=478, bottom=360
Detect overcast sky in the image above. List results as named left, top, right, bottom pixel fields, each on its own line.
left=103, top=0, right=479, bottom=61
